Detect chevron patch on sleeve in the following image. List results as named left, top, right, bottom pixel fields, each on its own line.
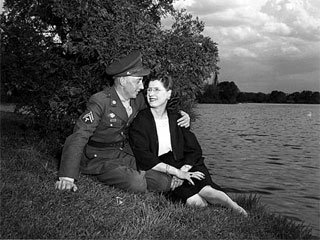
left=82, top=111, right=94, bottom=124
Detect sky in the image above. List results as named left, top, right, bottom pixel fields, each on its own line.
left=1, top=0, right=319, bottom=93
left=164, top=0, right=320, bottom=93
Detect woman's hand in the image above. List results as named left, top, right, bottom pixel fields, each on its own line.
left=176, top=170, right=205, bottom=185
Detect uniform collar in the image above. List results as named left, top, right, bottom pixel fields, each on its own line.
left=115, top=88, right=130, bottom=103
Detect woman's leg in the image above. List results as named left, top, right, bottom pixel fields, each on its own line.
left=198, top=186, right=248, bottom=216
left=186, top=194, right=208, bottom=207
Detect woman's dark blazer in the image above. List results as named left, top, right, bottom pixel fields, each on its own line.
left=129, top=108, right=204, bottom=170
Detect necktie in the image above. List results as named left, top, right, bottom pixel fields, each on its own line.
left=122, top=100, right=132, bottom=117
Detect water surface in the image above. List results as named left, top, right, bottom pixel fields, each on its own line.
left=193, top=103, right=320, bottom=237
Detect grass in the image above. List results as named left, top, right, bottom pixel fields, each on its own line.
left=0, top=111, right=314, bottom=239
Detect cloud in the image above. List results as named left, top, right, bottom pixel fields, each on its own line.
left=0, top=0, right=3, bottom=14
left=262, top=39, right=320, bottom=75
left=261, top=0, right=320, bottom=41
left=280, top=44, right=300, bottom=54
left=201, top=8, right=269, bottom=28
left=174, top=0, right=241, bottom=15
left=214, top=26, right=264, bottom=44
left=233, top=47, right=257, bottom=58
left=176, top=0, right=268, bottom=15
left=173, top=0, right=196, bottom=9
left=166, top=0, right=320, bottom=92
left=262, top=22, right=292, bottom=36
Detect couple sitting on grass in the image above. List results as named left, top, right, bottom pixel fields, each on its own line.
left=55, top=51, right=247, bottom=216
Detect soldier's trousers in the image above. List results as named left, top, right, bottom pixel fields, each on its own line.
left=94, top=152, right=172, bottom=193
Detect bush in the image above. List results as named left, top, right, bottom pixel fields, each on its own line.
left=1, top=0, right=219, bottom=141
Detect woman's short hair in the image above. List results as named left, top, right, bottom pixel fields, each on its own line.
left=149, top=73, right=173, bottom=90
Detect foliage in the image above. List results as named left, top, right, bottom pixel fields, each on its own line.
left=269, top=90, right=287, bottom=103
left=197, top=83, right=220, bottom=103
left=291, top=91, right=320, bottom=104
left=197, top=81, right=239, bottom=104
left=198, top=82, right=320, bottom=104
left=0, top=112, right=313, bottom=239
left=217, top=81, right=240, bottom=104
left=1, top=0, right=219, bottom=141
left=146, top=9, right=219, bottom=113
left=237, top=90, right=320, bottom=104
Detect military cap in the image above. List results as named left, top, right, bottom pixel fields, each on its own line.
left=106, top=51, right=150, bottom=77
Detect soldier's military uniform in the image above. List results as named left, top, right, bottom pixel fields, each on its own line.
left=58, top=51, right=171, bottom=192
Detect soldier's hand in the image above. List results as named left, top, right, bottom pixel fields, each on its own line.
left=177, top=110, right=190, bottom=128
left=171, top=176, right=184, bottom=190
left=55, top=178, right=78, bottom=192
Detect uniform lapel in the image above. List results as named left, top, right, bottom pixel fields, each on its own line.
left=109, top=87, right=129, bottom=121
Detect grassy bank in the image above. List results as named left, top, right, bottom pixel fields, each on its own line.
left=0, top=112, right=314, bottom=239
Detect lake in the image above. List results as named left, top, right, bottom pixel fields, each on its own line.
left=193, top=103, right=320, bottom=237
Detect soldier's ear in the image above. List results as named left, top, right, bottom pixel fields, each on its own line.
left=119, top=77, right=127, bottom=86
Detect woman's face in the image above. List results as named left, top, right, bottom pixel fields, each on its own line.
left=147, top=80, right=172, bottom=109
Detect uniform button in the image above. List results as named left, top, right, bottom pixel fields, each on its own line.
left=94, top=154, right=97, bottom=158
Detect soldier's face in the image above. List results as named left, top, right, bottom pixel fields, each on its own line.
left=122, top=76, right=144, bottom=99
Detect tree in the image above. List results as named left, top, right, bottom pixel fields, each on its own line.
left=287, top=92, right=300, bottom=103
left=1, top=0, right=56, bottom=103
left=217, top=81, right=240, bottom=104
left=269, top=91, right=286, bottom=103
left=310, top=92, right=320, bottom=104
left=299, top=90, right=313, bottom=104
left=197, top=81, right=240, bottom=104
left=197, top=83, right=220, bottom=103
left=149, top=9, right=219, bottom=113
left=1, top=0, right=219, bottom=140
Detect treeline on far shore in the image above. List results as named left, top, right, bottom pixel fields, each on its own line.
left=197, top=81, right=320, bottom=104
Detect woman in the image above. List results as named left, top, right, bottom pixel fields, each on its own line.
left=129, top=74, right=247, bottom=216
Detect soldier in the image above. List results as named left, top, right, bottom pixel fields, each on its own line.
left=55, top=51, right=190, bottom=193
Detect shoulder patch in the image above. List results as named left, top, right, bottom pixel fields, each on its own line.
left=82, top=111, right=95, bottom=124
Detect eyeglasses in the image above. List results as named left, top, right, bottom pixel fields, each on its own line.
left=146, top=87, right=165, bottom=93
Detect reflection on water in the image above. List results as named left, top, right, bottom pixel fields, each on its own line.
left=193, top=103, right=320, bottom=237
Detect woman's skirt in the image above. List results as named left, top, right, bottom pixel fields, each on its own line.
left=159, top=151, right=223, bottom=202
